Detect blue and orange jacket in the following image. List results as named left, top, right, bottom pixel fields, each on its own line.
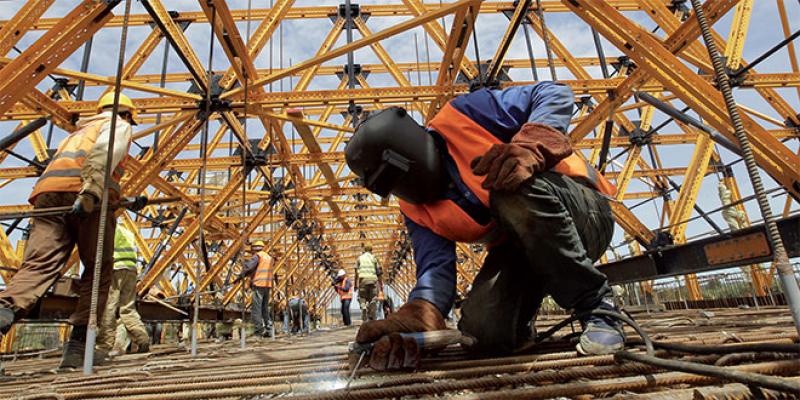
left=402, top=83, right=615, bottom=315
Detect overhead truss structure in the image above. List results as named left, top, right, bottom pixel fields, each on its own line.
left=0, top=0, right=797, bottom=316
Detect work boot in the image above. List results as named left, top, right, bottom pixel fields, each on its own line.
left=132, top=341, right=150, bottom=354
left=58, top=340, right=111, bottom=370
left=576, top=297, right=625, bottom=355
left=0, top=307, right=14, bottom=336
left=57, top=326, right=110, bottom=371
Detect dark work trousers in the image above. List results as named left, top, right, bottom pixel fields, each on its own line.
left=0, top=192, right=116, bottom=327
left=341, top=298, right=352, bottom=326
left=288, top=298, right=309, bottom=333
left=459, top=172, right=614, bottom=354
left=251, top=286, right=272, bottom=335
left=357, top=279, right=377, bottom=321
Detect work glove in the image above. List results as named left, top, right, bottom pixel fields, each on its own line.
left=124, top=195, right=148, bottom=212
left=70, top=193, right=98, bottom=217
left=355, top=299, right=446, bottom=371
left=471, top=123, right=573, bottom=192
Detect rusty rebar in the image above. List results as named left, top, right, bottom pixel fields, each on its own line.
left=446, top=359, right=800, bottom=400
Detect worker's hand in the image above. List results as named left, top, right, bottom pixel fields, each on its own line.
left=471, top=123, right=572, bottom=192
left=356, top=299, right=446, bottom=371
left=124, top=195, right=148, bottom=212
left=70, top=193, right=98, bottom=217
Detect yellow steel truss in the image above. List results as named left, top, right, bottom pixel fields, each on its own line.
left=0, top=0, right=797, bottom=316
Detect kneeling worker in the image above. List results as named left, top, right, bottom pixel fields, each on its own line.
left=345, top=82, right=621, bottom=369
left=0, top=92, right=137, bottom=369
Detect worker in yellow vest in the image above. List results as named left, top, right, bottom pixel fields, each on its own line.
left=236, top=241, right=276, bottom=337
left=0, top=92, right=138, bottom=370
left=97, top=224, right=150, bottom=356
left=354, top=245, right=382, bottom=322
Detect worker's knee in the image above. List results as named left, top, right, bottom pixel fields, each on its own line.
left=490, top=175, right=562, bottom=229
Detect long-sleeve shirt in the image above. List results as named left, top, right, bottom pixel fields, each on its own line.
left=79, top=111, right=133, bottom=199
left=238, top=254, right=261, bottom=281
left=335, top=276, right=352, bottom=294
left=406, top=83, right=575, bottom=316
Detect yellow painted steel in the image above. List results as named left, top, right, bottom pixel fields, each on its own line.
left=0, top=0, right=795, bottom=310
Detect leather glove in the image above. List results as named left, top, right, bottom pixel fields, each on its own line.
left=124, top=195, right=148, bottom=212
left=471, top=123, right=573, bottom=192
left=355, top=299, right=446, bottom=371
left=70, top=193, right=98, bottom=217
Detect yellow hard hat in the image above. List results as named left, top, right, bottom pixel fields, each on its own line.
left=251, top=240, right=265, bottom=248
left=97, top=92, right=138, bottom=125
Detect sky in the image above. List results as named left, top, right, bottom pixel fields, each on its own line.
left=0, top=1, right=798, bottom=297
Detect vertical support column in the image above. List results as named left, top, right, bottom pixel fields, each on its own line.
left=342, top=1, right=360, bottom=127
left=75, top=36, right=93, bottom=101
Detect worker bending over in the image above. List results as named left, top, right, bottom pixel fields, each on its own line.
left=345, top=83, right=620, bottom=369
left=236, top=241, right=276, bottom=338
left=355, top=245, right=382, bottom=321
left=98, top=224, right=150, bottom=356
left=287, top=289, right=310, bottom=334
left=333, top=269, right=353, bottom=326
left=0, top=93, right=137, bottom=369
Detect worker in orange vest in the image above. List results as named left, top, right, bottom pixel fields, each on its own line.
left=346, top=83, right=621, bottom=369
left=236, top=241, right=276, bottom=337
left=333, top=269, right=353, bottom=326
left=0, top=92, right=139, bottom=370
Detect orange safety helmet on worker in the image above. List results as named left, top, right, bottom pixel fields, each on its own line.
left=345, top=84, right=615, bottom=243
left=29, top=92, right=137, bottom=204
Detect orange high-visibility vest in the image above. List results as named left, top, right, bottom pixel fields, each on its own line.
left=29, top=118, right=127, bottom=204
left=336, top=278, right=352, bottom=300
left=400, top=103, right=616, bottom=243
left=252, top=251, right=274, bottom=288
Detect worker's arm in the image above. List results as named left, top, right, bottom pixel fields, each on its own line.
left=235, top=255, right=259, bottom=282
left=341, top=277, right=352, bottom=292
left=449, top=82, right=575, bottom=140
left=81, top=114, right=133, bottom=198
left=374, top=254, right=382, bottom=278
left=404, top=215, right=457, bottom=317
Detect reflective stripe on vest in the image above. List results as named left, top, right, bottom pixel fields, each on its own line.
left=357, top=253, right=378, bottom=281
left=336, top=278, right=352, bottom=300
left=113, top=227, right=138, bottom=271
left=253, top=251, right=274, bottom=288
left=29, top=119, right=126, bottom=204
left=401, top=103, right=616, bottom=243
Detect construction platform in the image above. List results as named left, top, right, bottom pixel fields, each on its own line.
left=0, top=307, right=798, bottom=399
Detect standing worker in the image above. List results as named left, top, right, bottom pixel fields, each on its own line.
left=0, top=92, right=138, bottom=369
left=345, top=83, right=621, bottom=369
left=235, top=241, right=275, bottom=338
left=374, top=284, right=387, bottom=320
left=354, top=245, right=382, bottom=321
left=97, top=224, right=150, bottom=356
left=333, top=269, right=352, bottom=326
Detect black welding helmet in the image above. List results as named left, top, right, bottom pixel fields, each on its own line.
left=345, top=107, right=447, bottom=204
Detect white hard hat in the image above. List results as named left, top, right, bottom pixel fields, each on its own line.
left=337, top=269, right=346, bottom=277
